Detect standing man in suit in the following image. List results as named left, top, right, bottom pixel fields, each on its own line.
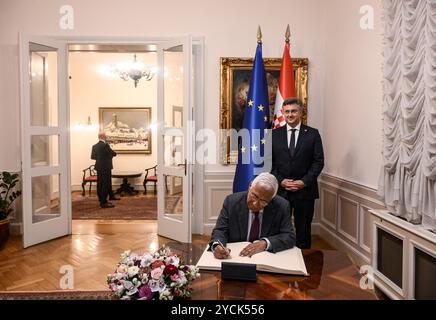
left=91, top=132, right=119, bottom=208
left=210, top=173, right=296, bottom=259
left=271, top=98, right=324, bottom=249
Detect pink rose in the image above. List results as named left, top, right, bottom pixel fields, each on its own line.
left=170, top=274, right=179, bottom=282
left=151, top=268, right=163, bottom=279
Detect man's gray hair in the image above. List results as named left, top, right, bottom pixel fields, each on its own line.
left=252, top=172, right=279, bottom=198
left=98, top=132, right=106, bottom=140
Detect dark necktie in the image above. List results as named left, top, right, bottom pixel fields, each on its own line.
left=289, top=129, right=296, bottom=157
left=249, top=212, right=260, bottom=242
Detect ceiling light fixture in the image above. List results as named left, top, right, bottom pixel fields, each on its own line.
left=112, top=54, right=155, bottom=88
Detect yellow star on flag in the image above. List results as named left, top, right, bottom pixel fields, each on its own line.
left=258, top=104, right=264, bottom=111
left=251, top=144, right=258, bottom=152
left=248, top=100, right=254, bottom=107
left=264, top=129, right=269, bottom=134
left=261, top=138, right=266, bottom=145
left=241, top=146, right=246, bottom=153
left=264, top=116, right=268, bottom=122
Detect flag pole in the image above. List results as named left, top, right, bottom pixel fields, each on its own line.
left=272, top=24, right=296, bottom=129
left=285, top=24, right=290, bottom=43
left=257, top=25, right=262, bottom=44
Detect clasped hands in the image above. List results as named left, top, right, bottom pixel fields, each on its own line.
left=281, top=179, right=305, bottom=192
left=213, top=240, right=267, bottom=259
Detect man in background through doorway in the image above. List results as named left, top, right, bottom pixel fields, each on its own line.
left=91, top=132, right=119, bottom=208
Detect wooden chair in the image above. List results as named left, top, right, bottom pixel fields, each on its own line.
left=143, top=165, right=158, bottom=194
left=143, top=165, right=169, bottom=194
left=82, top=165, right=97, bottom=196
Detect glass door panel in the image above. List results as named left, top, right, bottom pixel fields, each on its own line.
left=29, top=42, right=59, bottom=127
left=21, top=35, right=69, bottom=247
left=157, top=37, right=193, bottom=243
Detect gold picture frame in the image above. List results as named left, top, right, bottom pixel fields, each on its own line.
left=99, top=107, right=152, bottom=154
left=219, top=57, right=308, bottom=164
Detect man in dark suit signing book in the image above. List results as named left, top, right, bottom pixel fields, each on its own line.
left=272, top=98, right=324, bottom=249
left=91, top=132, right=119, bottom=208
left=209, top=173, right=296, bottom=259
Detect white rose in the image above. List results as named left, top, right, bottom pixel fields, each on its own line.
left=159, top=289, right=173, bottom=300
left=165, top=256, right=180, bottom=267
left=116, top=272, right=125, bottom=280
left=128, top=266, right=139, bottom=277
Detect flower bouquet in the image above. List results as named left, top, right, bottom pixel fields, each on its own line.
left=107, top=245, right=200, bottom=300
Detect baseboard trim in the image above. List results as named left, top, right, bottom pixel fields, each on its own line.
left=373, top=278, right=401, bottom=300
left=312, top=222, right=321, bottom=235
left=318, top=222, right=370, bottom=267
left=71, top=184, right=148, bottom=193
left=10, top=222, right=22, bottom=236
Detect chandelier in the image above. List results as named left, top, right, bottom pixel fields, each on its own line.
left=112, top=54, right=154, bottom=87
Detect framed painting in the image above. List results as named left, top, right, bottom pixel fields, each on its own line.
left=219, top=57, right=308, bottom=164
left=99, top=107, right=152, bottom=154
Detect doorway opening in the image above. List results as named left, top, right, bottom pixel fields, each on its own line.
left=68, top=44, right=166, bottom=222
left=20, top=36, right=203, bottom=247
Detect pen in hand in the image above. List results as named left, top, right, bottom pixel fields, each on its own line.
left=216, top=239, right=231, bottom=258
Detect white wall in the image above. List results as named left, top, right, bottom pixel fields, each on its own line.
left=0, top=0, right=328, bottom=170
left=0, top=44, right=20, bottom=171
left=0, top=0, right=383, bottom=189
left=322, top=0, right=383, bottom=189
left=69, top=52, right=157, bottom=188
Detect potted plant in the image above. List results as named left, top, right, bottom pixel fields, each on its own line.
left=0, top=171, right=21, bottom=248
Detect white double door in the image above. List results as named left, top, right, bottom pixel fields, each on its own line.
left=20, top=36, right=194, bottom=247
left=156, top=37, right=194, bottom=243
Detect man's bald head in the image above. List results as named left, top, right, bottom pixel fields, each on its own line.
left=98, top=132, right=107, bottom=140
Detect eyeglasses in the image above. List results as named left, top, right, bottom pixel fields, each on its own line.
left=250, top=191, right=269, bottom=206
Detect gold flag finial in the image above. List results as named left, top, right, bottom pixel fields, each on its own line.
left=257, top=25, right=262, bottom=43
left=285, top=24, right=291, bottom=43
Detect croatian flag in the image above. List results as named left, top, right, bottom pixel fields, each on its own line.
left=272, top=41, right=296, bottom=129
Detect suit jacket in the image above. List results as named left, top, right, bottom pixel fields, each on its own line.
left=271, top=124, right=324, bottom=200
left=91, top=141, right=117, bottom=171
left=210, top=192, right=296, bottom=253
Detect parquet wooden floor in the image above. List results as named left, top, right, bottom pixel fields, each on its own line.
left=0, top=220, right=333, bottom=291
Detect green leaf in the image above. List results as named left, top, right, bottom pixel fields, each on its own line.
left=0, top=171, right=21, bottom=216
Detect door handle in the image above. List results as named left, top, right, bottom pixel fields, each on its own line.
left=176, top=159, right=187, bottom=176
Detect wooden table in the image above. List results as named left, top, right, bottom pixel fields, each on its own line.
left=111, top=171, right=142, bottom=196
left=166, top=242, right=378, bottom=300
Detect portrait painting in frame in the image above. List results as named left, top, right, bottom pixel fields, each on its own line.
left=219, top=57, right=308, bottom=164
left=99, top=107, right=152, bottom=154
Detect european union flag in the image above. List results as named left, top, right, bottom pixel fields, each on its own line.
left=232, top=42, right=270, bottom=192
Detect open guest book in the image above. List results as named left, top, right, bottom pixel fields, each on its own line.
left=196, top=242, right=309, bottom=276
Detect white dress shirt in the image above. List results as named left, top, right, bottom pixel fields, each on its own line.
left=287, top=122, right=301, bottom=148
